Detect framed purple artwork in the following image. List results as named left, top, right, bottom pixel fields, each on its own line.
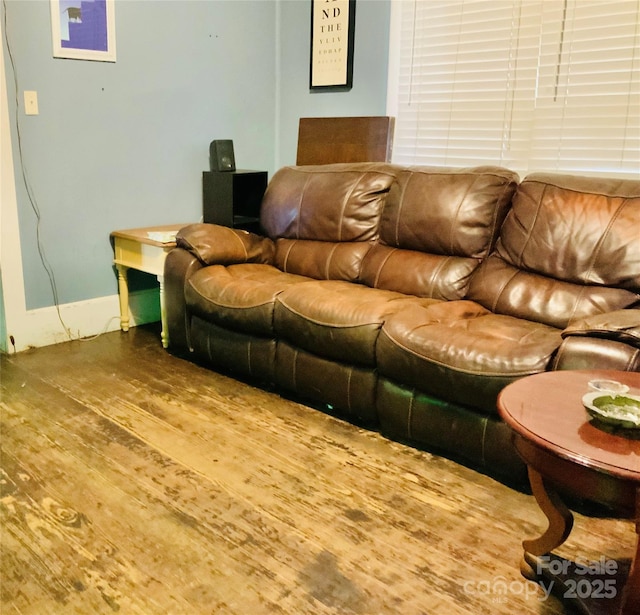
left=50, top=0, right=116, bottom=62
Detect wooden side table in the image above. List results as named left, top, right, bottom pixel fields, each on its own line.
left=111, top=224, right=189, bottom=348
left=498, top=369, right=640, bottom=615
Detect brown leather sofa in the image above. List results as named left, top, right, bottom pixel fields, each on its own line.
left=164, top=163, right=640, bottom=483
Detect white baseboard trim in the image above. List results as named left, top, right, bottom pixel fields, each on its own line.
left=4, top=288, right=161, bottom=353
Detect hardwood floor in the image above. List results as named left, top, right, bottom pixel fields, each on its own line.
left=1, top=324, right=634, bottom=614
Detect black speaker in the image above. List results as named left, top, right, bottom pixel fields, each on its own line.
left=210, top=140, right=236, bottom=172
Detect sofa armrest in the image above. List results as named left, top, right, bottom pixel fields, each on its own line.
left=551, top=309, right=640, bottom=372
left=561, top=309, right=640, bottom=348
left=176, top=223, right=275, bottom=266
left=164, top=247, right=204, bottom=353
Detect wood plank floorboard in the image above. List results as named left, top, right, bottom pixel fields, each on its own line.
left=1, top=324, right=634, bottom=614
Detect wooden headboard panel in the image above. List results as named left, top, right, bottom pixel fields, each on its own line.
left=296, top=116, right=394, bottom=165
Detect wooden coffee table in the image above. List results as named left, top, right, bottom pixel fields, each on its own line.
left=498, top=369, right=640, bottom=615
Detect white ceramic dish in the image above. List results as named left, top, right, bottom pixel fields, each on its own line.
left=587, top=379, right=629, bottom=395
left=582, top=391, right=640, bottom=429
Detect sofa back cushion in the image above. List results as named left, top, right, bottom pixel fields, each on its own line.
left=273, top=238, right=372, bottom=281
left=360, top=166, right=519, bottom=299
left=467, top=173, right=640, bottom=329
left=261, top=163, right=397, bottom=241
left=260, top=163, right=398, bottom=281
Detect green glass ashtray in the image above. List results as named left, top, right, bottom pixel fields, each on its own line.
left=582, top=392, right=640, bottom=429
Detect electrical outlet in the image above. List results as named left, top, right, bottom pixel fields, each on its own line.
left=24, top=91, right=39, bottom=115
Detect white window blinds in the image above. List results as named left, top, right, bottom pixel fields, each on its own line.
left=388, top=0, right=640, bottom=178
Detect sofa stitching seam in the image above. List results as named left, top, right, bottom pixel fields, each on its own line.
left=583, top=197, right=626, bottom=284
left=326, top=243, right=340, bottom=279
left=230, top=229, right=249, bottom=262
left=282, top=240, right=295, bottom=273
left=297, top=175, right=313, bottom=239
left=452, top=180, right=475, bottom=254
left=487, top=181, right=514, bottom=256
left=480, top=417, right=488, bottom=467
left=407, top=391, right=415, bottom=440
left=488, top=265, right=520, bottom=314
left=382, top=330, right=548, bottom=377
left=339, top=174, right=363, bottom=242
left=394, top=174, right=411, bottom=246
left=515, top=184, right=545, bottom=268
left=426, top=257, right=448, bottom=297
left=278, top=305, right=382, bottom=328
left=373, top=247, right=397, bottom=288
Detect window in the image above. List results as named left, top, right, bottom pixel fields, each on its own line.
left=387, top=0, right=640, bottom=178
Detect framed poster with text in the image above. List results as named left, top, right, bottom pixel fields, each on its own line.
left=310, top=0, right=355, bottom=91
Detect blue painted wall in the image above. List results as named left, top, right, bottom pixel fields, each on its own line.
left=2, top=0, right=390, bottom=312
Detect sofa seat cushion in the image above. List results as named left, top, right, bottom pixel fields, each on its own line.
left=274, top=280, right=431, bottom=367
left=377, top=300, right=563, bottom=414
left=185, top=264, right=311, bottom=336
